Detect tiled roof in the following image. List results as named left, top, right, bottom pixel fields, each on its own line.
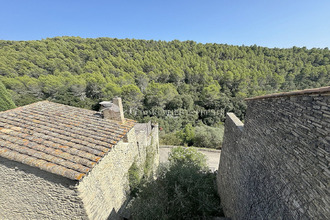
left=0, top=101, right=136, bottom=180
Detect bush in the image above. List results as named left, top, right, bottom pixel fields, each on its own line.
left=176, top=124, right=195, bottom=146
left=129, top=147, right=223, bottom=219
left=128, top=160, right=142, bottom=197
left=193, top=125, right=224, bottom=149
left=143, top=139, right=157, bottom=178
left=164, top=124, right=224, bottom=149
left=169, top=146, right=207, bottom=169
left=160, top=132, right=182, bottom=146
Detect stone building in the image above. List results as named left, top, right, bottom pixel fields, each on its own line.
left=218, top=86, right=330, bottom=219
left=0, top=98, right=159, bottom=220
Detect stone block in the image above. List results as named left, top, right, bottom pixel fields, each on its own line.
left=218, top=91, right=330, bottom=220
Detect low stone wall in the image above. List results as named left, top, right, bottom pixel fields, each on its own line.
left=218, top=88, right=330, bottom=219
left=0, top=157, right=86, bottom=220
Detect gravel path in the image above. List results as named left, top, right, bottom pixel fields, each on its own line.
left=159, top=145, right=221, bottom=171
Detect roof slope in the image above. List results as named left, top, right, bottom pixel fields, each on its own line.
left=0, top=101, right=135, bottom=180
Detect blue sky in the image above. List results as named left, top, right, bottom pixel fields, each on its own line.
left=0, top=0, right=329, bottom=48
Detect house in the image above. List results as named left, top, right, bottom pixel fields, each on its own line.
left=0, top=97, right=159, bottom=220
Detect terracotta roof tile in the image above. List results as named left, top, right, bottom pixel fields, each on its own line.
left=0, top=101, right=136, bottom=180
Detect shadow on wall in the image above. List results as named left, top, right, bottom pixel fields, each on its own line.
left=107, top=123, right=160, bottom=220
left=217, top=86, right=330, bottom=220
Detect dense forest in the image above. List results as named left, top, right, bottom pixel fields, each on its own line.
left=0, top=80, right=16, bottom=111
left=0, top=37, right=329, bottom=147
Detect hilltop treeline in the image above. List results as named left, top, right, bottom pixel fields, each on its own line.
left=0, top=37, right=329, bottom=146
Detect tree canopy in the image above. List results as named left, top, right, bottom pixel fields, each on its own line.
left=0, top=37, right=329, bottom=146
left=0, top=80, right=16, bottom=111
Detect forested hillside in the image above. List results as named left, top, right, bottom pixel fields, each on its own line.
left=0, top=37, right=329, bottom=147
left=0, top=80, right=16, bottom=111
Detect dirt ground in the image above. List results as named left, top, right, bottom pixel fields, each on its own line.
left=159, top=146, right=221, bottom=171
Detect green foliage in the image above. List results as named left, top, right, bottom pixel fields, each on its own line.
left=145, top=82, right=178, bottom=108
left=143, top=138, right=157, bottom=178
left=128, top=159, right=142, bottom=197
left=162, top=124, right=224, bottom=149
left=168, top=146, right=207, bottom=169
left=176, top=123, right=195, bottom=146
left=160, top=132, right=182, bottom=146
left=201, top=82, right=222, bottom=107
left=129, top=147, right=222, bottom=219
left=129, top=141, right=158, bottom=197
left=0, top=80, right=16, bottom=111
left=0, top=37, right=329, bottom=147
left=121, top=84, right=143, bottom=110
left=194, top=124, right=224, bottom=149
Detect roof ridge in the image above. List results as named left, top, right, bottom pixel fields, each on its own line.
left=0, top=100, right=49, bottom=114
left=245, top=86, right=330, bottom=101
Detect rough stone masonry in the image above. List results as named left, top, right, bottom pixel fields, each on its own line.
left=217, top=87, right=330, bottom=220
left=0, top=99, right=159, bottom=220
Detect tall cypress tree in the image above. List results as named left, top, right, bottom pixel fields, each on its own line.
left=0, top=80, right=16, bottom=111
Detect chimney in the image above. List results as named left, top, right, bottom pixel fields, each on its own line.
left=99, top=97, right=125, bottom=123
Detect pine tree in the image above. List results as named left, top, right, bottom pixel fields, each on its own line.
left=0, top=80, right=16, bottom=111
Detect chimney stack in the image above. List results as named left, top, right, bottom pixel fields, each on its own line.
left=99, top=97, right=125, bottom=123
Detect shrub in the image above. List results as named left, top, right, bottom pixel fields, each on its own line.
left=193, top=125, right=224, bottom=149
left=164, top=124, right=224, bottom=149
left=143, top=139, right=157, bottom=178
left=128, top=160, right=142, bottom=197
left=160, top=132, right=182, bottom=146
left=176, top=123, right=195, bottom=146
left=129, top=147, right=223, bottom=219
left=168, top=146, right=207, bottom=169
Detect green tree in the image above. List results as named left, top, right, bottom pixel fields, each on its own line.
left=144, top=82, right=178, bottom=108
left=177, top=123, right=195, bottom=146
left=0, top=80, right=16, bottom=111
left=0, top=37, right=329, bottom=146
left=201, top=82, right=222, bottom=107
left=121, top=84, right=143, bottom=111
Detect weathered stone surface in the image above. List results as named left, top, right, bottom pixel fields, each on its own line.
left=0, top=122, right=159, bottom=220
left=0, top=101, right=160, bottom=220
left=0, top=157, right=87, bottom=220
left=78, top=129, right=138, bottom=219
left=218, top=92, right=330, bottom=220
left=78, top=125, right=159, bottom=220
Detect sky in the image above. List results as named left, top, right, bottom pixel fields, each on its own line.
left=0, top=0, right=329, bottom=49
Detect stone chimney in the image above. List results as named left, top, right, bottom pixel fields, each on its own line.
left=99, top=97, right=125, bottom=123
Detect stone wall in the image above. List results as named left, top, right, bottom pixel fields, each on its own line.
left=78, top=128, right=139, bottom=219
left=135, top=122, right=160, bottom=177
left=218, top=88, right=330, bottom=219
left=78, top=125, right=160, bottom=220
left=0, top=123, right=159, bottom=220
left=150, top=123, right=160, bottom=175
left=0, top=157, right=87, bottom=220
